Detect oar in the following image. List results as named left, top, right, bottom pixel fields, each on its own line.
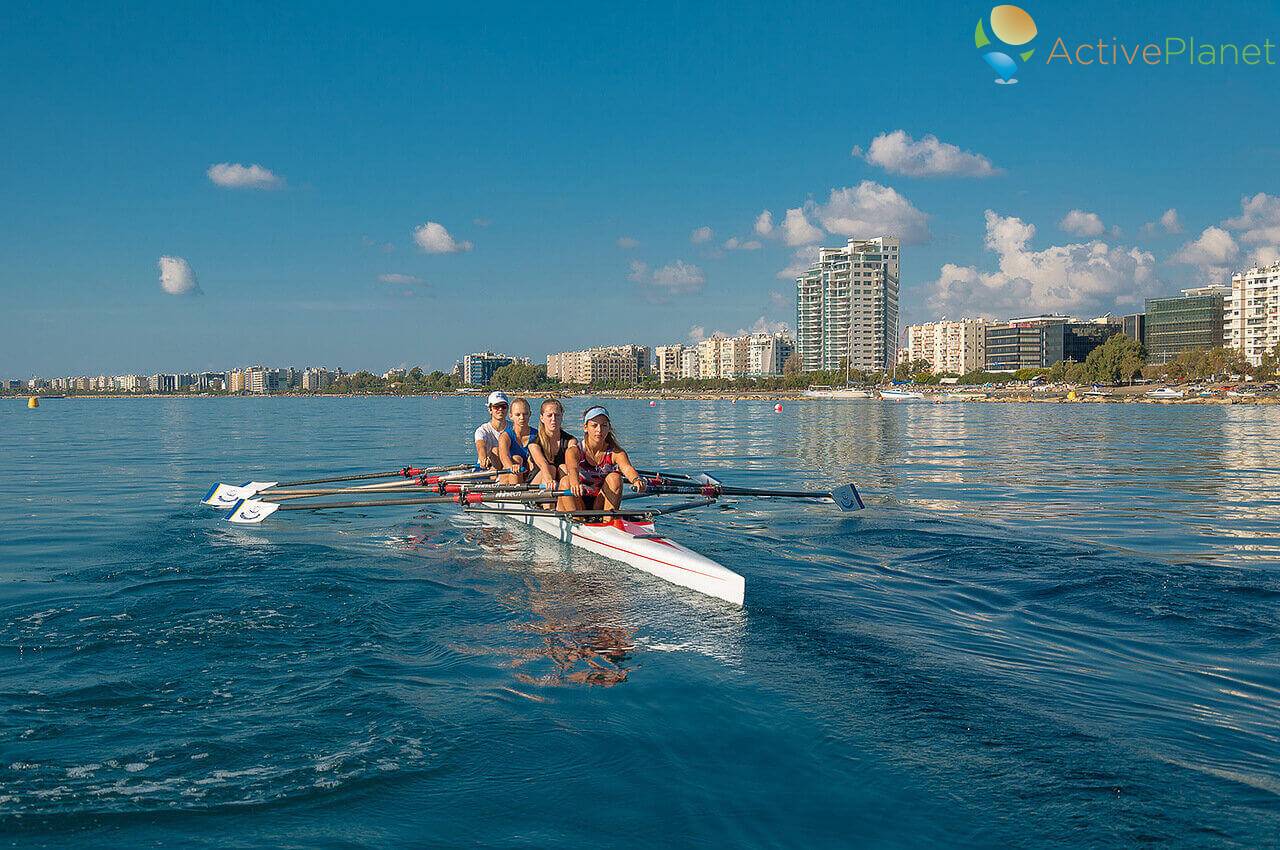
left=202, top=464, right=479, bottom=506
left=255, top=481, right=557, bottom=502
left=646, top=480, right=865, bottom=511
left=463, top=497, right=718, bottom=521
left=224, top=489, right=575, bottom=524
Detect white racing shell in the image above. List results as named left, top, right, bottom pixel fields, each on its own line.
left=485, top=502, right=745, bottom=606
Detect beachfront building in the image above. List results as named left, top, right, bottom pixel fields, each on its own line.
left=679, top=348, right=700, bottom=380
left=1225, top=262, right=1280, bottom=366
left=301, top=368, right=332, bottom=390
left=1122, top=313, right=1146, bottom=346
left=1144, top=286, right=1227, bottom=364
left=984, top=316, right=1120, bottom=371
left=796, top=237, right=900, bottom=373
left=461, top=352, right=527, bottom=386
left=747, top=332, right=795, bottom=376
left=654, top=345, right=686, bottom=383
left=546, top=345, right=648, bottom=384
left=901, top=318, right=989, bottom=375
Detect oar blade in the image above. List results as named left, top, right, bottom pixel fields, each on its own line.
left=202, top=481, right=278, bottom=506
left=829, top=483, right=865, bottom=512
left=224, top=499, right=280, bottom=524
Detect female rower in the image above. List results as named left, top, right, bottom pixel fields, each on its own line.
left=473, top=390, right=510, bottom=471
left=565, top=405, right=646, bottom=513
left=528, top=398, right=577, bottom=504
left=497, top=397, right=538, bottom=484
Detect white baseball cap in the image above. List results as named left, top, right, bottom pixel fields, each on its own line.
left=487, top=391, right=510, bottom=406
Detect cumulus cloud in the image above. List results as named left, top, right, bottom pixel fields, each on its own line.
left=378, top=273, right=422, bottom=284
left=853, top=130, right=1000, bottom=178
left=617, top=236, right=640, bottom=249
left=744, top=316, right=790, bottom=335
left=782, top=208, right=823, bottom=246
left=806, top=182, right=930, bottom=244
left=1170, top=226, right=1239, bottom=282
left=206, top=162, right=283, bottom=189
left=688, top=325, right=708, bottom=344
left=776, top=245, right=822, bottom=280
left=690, top=226, right=713, bottom=244
left=1159, top=208, right=1183, bottom=234
left=650, top=260, right=705, bottom=294
left=626, top=260, right=650, bottom=282
left=158, top=256, right=201, bottom=295
left=1225, top=193, right=1280, bottom=246
left=754, top=210, right=774, bottom=237
left=926, top=210, right=1158, bottom=318
left=413, top=221, right=472, bottom=254
left=723, top=236, right=762, bottom=251
left=1059, top=209, right=1106, bottom=237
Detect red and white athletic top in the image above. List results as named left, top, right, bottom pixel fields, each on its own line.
left=579, top=446, right=619, bottom=478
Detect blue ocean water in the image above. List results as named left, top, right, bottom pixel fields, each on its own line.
left=1, top=396, right=1277, bottom=848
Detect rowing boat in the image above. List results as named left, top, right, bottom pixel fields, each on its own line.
left=476, top=501, right=745, bottom=605
left=204, top=465, right=862, bottom=607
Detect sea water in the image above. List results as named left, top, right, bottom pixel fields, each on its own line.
left=1, top=397, right=1277, bottom=848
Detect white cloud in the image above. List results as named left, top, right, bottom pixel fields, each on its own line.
left=723, top=237, right=762, bottom=251
left=1251, top=245, right=1280, bottom=267
left=688, top=325, right=708, bottom=344
left=926, top=210, right=1158, bottom=318
left=744, top=316, right=790, bottom=335
left=782, top=208, right=823, bottom=246
left=413, top=221, right=472, bottom=254
left=754, top=210, right=774, bottom=237
left=378, top=273, right=422, bottom=284
left=1159, top=208, right=1183, bottom=234
left=1059, top=209, right=1106, bottom=237
left=650, top=260, right=705, bottom=295
left=617, top=236, right=640, bottom=249
left=1224, top=192, right=1280, bottom=246
left=1170, top=226, right=1239, bottom=283
left=158, top=256, right=201, bottom=296
left=362, top=236, right=394, bottom=253
left=776, top=245, right=821, bottom=280
left=690, top=226, right=713, bottom=244
left=809, top=182, right=930, bottom=245
left=206, top=162, right=283, bottom=189
left=473, top=217, right=491, bottom=227
left=626, top=260, right=649, bottom=282
left=854, top=130, right=1000, bottom=178
left=769, top=290, right=790, bottom=310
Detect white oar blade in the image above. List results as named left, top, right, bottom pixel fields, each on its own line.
left=692, top=472, right=722, bottom=487
left=830, top=484, right=865, bottom=512
left=201, top=481, right=279, bottom=506
left=224, top=499, right=280, bottom=524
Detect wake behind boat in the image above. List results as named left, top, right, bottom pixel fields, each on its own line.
left=202, top=465, right=863, bottom=607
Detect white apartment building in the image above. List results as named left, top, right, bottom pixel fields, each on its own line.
left=654, top=345, right=686, bottom=383
left=902, top=318, right=989, bottom=374
left=679, top=348, right=700, bottom=380
left=747, top=332, right=795, bottom=376
left=796, top=237, right=900, bottom=373
left=1226, top=262, right=1280, bottom=365
left=546, top=345, right=649, bottom=384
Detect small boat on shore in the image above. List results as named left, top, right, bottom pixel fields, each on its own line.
left=1145, top=387, right=1185, bottom=399
left=804, top=385, right=873, bottom=399
left=880, top=389, right=925, bottom=400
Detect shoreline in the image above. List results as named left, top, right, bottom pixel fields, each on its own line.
left=6, top=389, right=1279, bottom=405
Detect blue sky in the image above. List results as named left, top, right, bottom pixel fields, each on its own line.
left=3, top=0, right=1280, bottom=375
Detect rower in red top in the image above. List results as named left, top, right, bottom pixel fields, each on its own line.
left=565, top=405, right=646, bottom=513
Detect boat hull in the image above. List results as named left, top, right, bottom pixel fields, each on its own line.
left=484, top=503, right=745, bottom=606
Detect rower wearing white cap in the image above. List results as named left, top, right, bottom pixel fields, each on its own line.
left=474, top=391, right=511, bottom=471
left=564, top=405, right=646, bottom=513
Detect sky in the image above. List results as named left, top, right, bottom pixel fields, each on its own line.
left=3, top=0, right=1280, bottom=376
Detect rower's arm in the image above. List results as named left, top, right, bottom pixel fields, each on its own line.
left=475, top=438, right=491, bottom=469
left=614, top=449, right=646, bottom=491
left=564, top=442, right=583, bottom=489
left=528, top=442, right=553, bottom=478
left=497, top=431, right=518, bottom=471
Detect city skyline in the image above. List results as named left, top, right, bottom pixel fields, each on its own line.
left=5, top=1, right=1280, bottom=376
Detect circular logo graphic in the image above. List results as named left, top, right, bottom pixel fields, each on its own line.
left=975, top=5, right=1037, bottom=84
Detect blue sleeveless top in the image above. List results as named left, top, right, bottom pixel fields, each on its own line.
left=505, top=425, right=537, bottom=462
